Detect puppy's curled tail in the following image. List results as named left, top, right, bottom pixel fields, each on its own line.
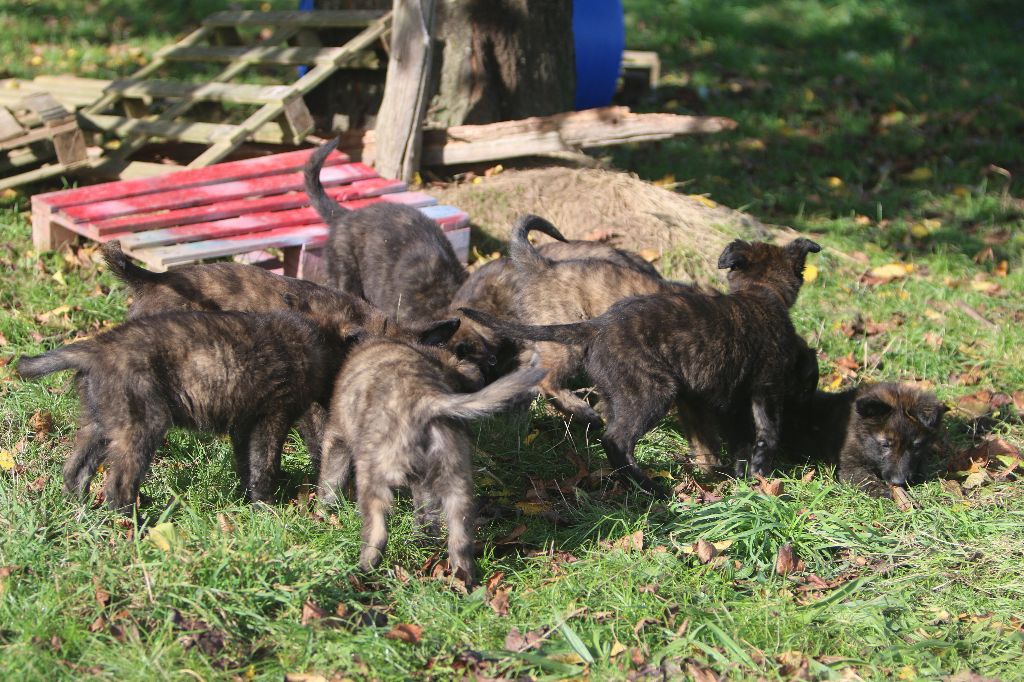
left=304, top=137, right=349, bottom=225
left=101, top=240, right=163, bottom=288
left=435, top=365, right=548, bottom=420
left=508, top=214, right=567, bottom=272
left=458, top=308, right=593, bottom=346
left=17, top=342, right=96, bottom=379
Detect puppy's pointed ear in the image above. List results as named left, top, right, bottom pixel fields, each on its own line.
left=282, top=292, right=311, bottom=312
left=915, top=401, right=948, bottom=428
left=786, top=238, right=822, bottom=258
left=419, top=318, right=461, bottom=346
left=718, top=239, right=752, bottom=270
left=855, top=396, right=893, bottom=419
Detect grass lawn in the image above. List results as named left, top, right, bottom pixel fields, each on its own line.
left=2, top=0, right=1023, bottom=679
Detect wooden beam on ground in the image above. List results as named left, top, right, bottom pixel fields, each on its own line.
left=373, top=0, right=436, bottom=183
left=336, top=106, right=737, bottom=166
left=203, top=9, right=386, bottom=28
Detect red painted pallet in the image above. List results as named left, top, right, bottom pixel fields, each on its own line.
left=30, top=148, right=471, bottom=277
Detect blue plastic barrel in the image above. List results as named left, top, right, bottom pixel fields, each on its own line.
left=573, top=0, right=625, bottom=110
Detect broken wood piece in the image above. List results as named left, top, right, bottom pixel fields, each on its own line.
left=373, top=0, right=436, bottom=183
left=336, top=106, right=736, bottom=167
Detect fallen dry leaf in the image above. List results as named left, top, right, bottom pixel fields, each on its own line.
left=301, top=600, right=329, bottom=626
left=890, top=486, right=915, bottom=511
left=27, top=475, right=47, bottom=493
left=284, top=674, right=329, bottom=682
left=489, top=587, right=511, bottom=617
left=638, top=248, right=660, bottom=263
left=385, top=623, right=423, bottom=644
left=775, top=543, right=803, bottom=576
left=29, top=410, right=53, bottom=440
left=755, top=474, right=784, bottom=497
left=601, top=529, right=644, bottom=553
left=862, top=262, right=913, bottom=285
left=504, top=626, right=548, bottom=652
left=695, top=539, right=718, bottom=565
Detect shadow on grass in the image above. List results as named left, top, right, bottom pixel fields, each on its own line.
left=616, top=0, right=1024, bottom=260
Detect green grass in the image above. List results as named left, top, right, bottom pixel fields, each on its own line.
left=3, top=0, right=1024, bottom=679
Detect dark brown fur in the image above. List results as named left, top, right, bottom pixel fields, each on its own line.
left=17, top=311, right=362, bottom=510
left=305, top=138, right=467, bottom=327
left=505, top=215, right=675, bottom=425
left=318, top=339, right=545, bottom=584
left=462, top=237, right=821, bottom=494
left=781, top=382, right=947, bottom=497
left=100, top=240, right=460, bottom=470
left=447, top=235, right=660, bottom=379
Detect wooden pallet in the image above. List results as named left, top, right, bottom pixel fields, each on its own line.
left=31, top=148, right=470, bottom=277
left=79, top=9, right=392, bottom=177
left=0, top=91, right=89, bottom=190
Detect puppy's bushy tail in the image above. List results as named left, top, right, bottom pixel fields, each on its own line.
left=17, top=342, right=96, bottom=379
left=435, top=365, right=547, bottom=420
left=304, top=137, right=349, bottom=226
left=458, top=308, right=593, bottom=346
left=508, top=214, right=567, bottom=272
left=101, top=240, right=163, bottom=289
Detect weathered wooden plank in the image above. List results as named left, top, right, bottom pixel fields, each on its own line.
left=81, top=113, right=289, bottom=146
left=203, top=10, right=386, bottom=28
left=157, top=45, right=345, bottom=66
left=0, top=106, right=24, bottom=141
left=120, top=190, right=435, bottom=249
left=134, top=203, right=467, bottom=269
left=90, top=177, right=405, bottom=234
left=36, top=148, right=350, bottom=208
left=65, top=162, right=376, bottom=222
left=135, top=224, right=330, bottom=269
left=106, top=79, right=295, bottom=105
left=338, top=106, right=738, bottom=166
left=374, top=0, right=435, bottom=183
left=0, top=120, right=79, bottom=151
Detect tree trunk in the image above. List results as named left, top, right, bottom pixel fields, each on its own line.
left=312, top=0, right=575, bottom=130
left=428, top=0, right=574, bottom=127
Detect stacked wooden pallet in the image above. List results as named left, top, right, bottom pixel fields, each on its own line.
left=0, top=91, right=89, bottom=190
left=31, top=147, right=470, bottom=276
left=78, top=9, right=392, bottom=177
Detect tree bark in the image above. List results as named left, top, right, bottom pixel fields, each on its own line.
left=313, top=0, right=575, bottom=129
left=428, top=0, right=574, bottom=127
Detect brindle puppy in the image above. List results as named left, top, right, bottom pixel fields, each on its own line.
left=101, top=240, right=459, bottom=470
left=305, top=138, right=467, bottom=327
left=17, top=311, right=368, bottom=510
left=318, top=338, right=545, bottom=585
left=505, top=215, right=674, bottom=425
left=781, top=382, right=947, bottom=497
left=447, top=237, right=661, bottom=379
left=462, top=237, right=822, bottom=494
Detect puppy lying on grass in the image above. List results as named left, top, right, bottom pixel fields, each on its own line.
left=502, top=215, right=673, bottom=425
left=17, top=311, right=369, bottom=510
left=781, top=382, right=947, bottom=497
left=100, top=240, right=458, bottom=470
left=447, top=231, right=661, bottom=380
left=305, top=138, right=467, bottom=327
left=462, top=237, right=821, bottom=494
left=317, top=338, right=546, bottom=585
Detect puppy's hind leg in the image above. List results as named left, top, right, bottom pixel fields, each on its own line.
left=317, top=427, right=353, bottom=506
left=63, top=414, right=108, bottom=499
left=675, top=399, right=723, bottom=474
left=748, top=396, right=782, bottom=478
left=600, top=387, right=676, bottom=497
left=436, top=443, right=476, bottom=586
left=242, top=414, right=292, bottom=504
left=295, top=404, right=327, bottom=475
left=102, top=422, right=165, bottom=512
left=411, top=482, right=442, bottom=540
left=356, top=472, right=394, bottom=571
left=536, top=343, right=602, bottom=426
